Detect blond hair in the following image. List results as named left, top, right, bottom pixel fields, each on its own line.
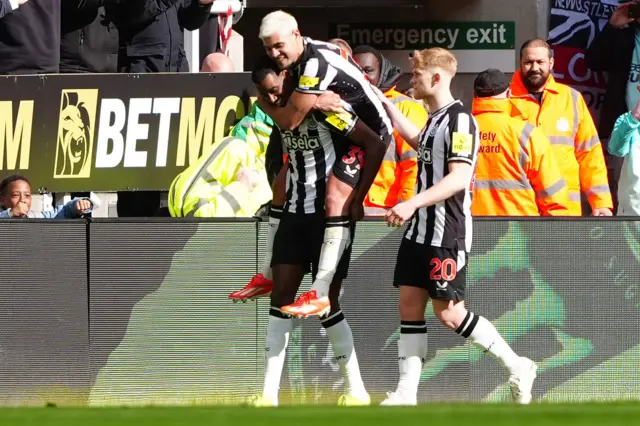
left=259, top=10, right=298, bottom=40
left=411, top=48, right=457, bottom=76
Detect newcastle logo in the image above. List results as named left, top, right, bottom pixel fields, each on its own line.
left=54, top=89, right=98, bottom=179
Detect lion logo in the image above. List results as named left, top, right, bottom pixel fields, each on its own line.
left=54, top=89, right=98, bottom=178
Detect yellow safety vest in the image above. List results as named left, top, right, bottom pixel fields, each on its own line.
left=169, top=136, right=272, bottom=217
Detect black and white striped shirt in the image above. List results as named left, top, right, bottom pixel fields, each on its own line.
left=404, top=100, right=479, bottom=252
left=279, top=37, right=395, bottom=215
left=294, top=38, right=393, bottom=142
left=282, top=110, right=355, bottom=215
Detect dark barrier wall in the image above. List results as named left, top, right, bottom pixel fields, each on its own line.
left=0, top=73, right=257, bottom=192
left=0, top=220, right=89, bottom=406
left=1, top=219, right=639, bottom=406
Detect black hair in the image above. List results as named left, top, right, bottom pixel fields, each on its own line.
left=0, top=175, right=30, bottom=197
left=352, top=45, right=384, bottom=69
left=520, top=39, right=554, bottom=59
left=251, top=55, right=281, bottom=85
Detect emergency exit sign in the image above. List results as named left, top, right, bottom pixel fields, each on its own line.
left=329, top=21, right=516, bottom=72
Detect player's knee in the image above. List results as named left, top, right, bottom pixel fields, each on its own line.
left=325, top=176, right=353, bottom=216
left=398, top=293, right=426, bottom=321
left=433, top=302, right=467, bottom=331
left=325, top=190, right=347, bottom=215
left=270, top=288, right=295, bottom=308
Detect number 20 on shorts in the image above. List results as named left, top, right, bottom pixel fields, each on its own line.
left=430, top=258, right=457, bottom=281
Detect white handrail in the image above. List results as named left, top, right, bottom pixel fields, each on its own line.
left=209, top=0, right=243, bottom=14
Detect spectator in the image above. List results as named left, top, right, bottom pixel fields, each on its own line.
left=509, top=39, right=613, bottom=216
left=201, top=52, right=234, bottom=72
left=608, top=85, right=640, bottom=216
left=586, top=1, right=640, bottom=212
left=471, top=68, right=570, bottom=216
left=106, top=0, right=214, bottom=216
left=351, top=45, right=427, bottom=216
left=0, top=0, right=60, bottom=74
left=60, top=0, right=119, bottom=74
left=0, top=0, right=27, bottom=20
left=106, top=0, right=214, bottom=73
left=168, top=57, right=279, bottom=218
left=0, top=175, right=93, bottom=218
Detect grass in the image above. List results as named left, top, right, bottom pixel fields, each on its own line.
left=1, top=403, right=639, bottom=426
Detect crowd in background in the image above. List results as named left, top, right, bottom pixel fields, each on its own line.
left=2, top=1, right=640, bottom=218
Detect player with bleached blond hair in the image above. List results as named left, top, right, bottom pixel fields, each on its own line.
left=374, top=47, right=538, bottom=406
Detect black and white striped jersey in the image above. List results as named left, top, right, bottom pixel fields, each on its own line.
left=293, top=38, right=393, bottom=143
left=281, top=108, right=357, bottom=215
left=404, top=100, right=479, bottom=252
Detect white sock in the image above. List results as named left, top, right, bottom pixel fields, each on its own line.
left=311, top=217, right=351, bottom=297
left=395, top=321, right=427, bottom=399
left=456, top=312, right=521, bottom=374
left=262, top=309, right=293, bottom=403
left=322, top=311, right=367, bottom=397
left=260, top=206, right=282, bottom=280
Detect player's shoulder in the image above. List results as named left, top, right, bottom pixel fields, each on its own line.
left=445, top=102, right=477, bottom=129
left=445, top=101, right=472, bottom=119
left=303, top=38, right=337, bottom=58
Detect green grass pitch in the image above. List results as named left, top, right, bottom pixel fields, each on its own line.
left=1, top=403, right=639, bottom=426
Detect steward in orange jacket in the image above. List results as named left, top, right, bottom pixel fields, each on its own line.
left=509, top=41, right=612, bottom=216
left=352, top=45, right=428, bottom=216
left=471, top=69, right=570, bottom=216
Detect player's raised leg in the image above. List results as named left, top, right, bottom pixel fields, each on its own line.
left=282, top=174, right=355, bottom=317
left=430, top=251, right=537, bottom=405
left=230, top=165, right=286, bottom=302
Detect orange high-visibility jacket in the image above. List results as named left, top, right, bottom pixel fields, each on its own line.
left=364, top=88, right=428, bottom=215
left=509, top=73, right=612, bottom=215
left=471, top=98, right=570, bottom=216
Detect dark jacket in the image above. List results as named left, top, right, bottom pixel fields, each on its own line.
left=0, top=0, right=18, bottom=20
left=61, top=1, right=119, bottom=74
left=377, top=53, right=402, bottom=92
left=585, top=22, right=636, bottom=140
left=0, top=0, right=60, bottom=74
left=107, top=0, right=212, bottom=73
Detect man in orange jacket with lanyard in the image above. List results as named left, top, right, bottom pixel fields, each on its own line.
left=509, top=39, right=613, bottom=216
left=471, top=69, right=570, bottom=216
left=351, top=45, right=428, bottom=216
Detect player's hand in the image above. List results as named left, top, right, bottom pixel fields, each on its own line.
left=610, top=2, right=634, bottom=28
left=371, top=85, right=392, bottom=106
left=10, top=201, right=29, bottom=218
left=314, top=92, right=344, bottom=113
left=199, top=0, right=215, bottom=4
left=350, top=201, right=365, bottom=222
left=592, top=208, right=613, bottom=216
left=385, top=200, right=417, bottom=227
left=74, top=199, right=92, bottom=214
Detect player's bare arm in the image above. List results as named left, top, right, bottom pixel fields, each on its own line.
left=386, top=161, right=472, bottom=227
left=257, top=90, right=318, bottom=131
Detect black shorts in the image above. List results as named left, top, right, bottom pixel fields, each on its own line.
left=393, top=239, right=467, bottom=301
left=332, top=144, right=364, bottom=188
left=271, top=212, right=355, bottom=280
